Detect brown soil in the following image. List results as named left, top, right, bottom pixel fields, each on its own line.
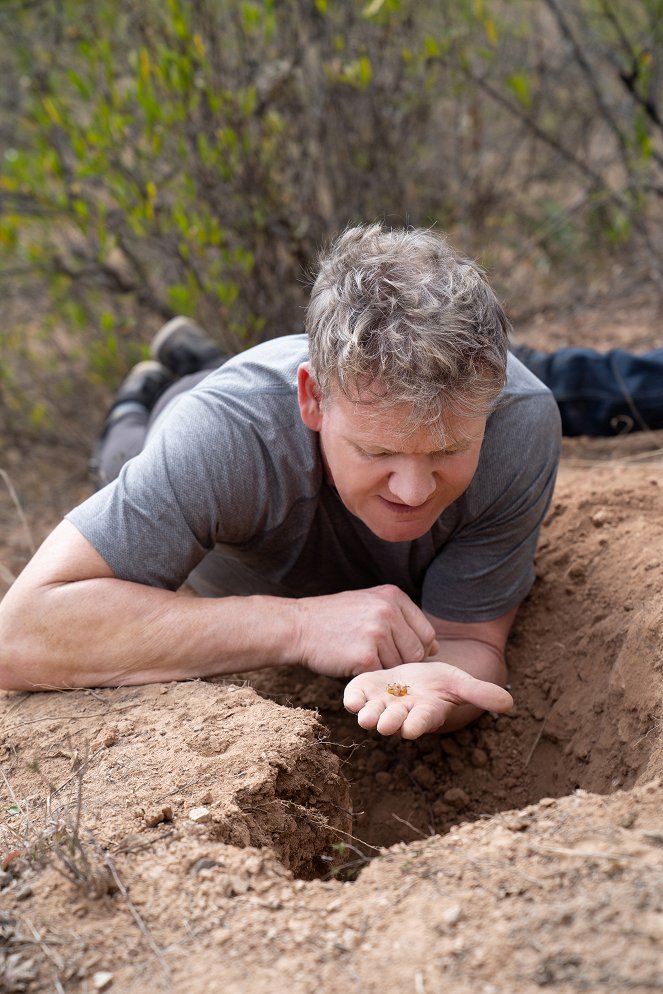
left=1, top=287, right=663, bottom=994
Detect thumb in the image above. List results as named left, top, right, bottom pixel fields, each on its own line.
left=445, top=668, right=513, bottom=713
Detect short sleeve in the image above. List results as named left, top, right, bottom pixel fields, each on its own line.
left=421, top=385, right=561, bottom=622
left=66, top=388, right=287, bottom=590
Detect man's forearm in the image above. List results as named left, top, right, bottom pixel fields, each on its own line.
left=0, top=520, right=459, bottom=692
left=0, top=578, right=299, bottom=691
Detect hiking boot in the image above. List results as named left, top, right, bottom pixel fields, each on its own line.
left=108, top=359, right=175, bottom=416
left=150, top=316, right=225, bottom=377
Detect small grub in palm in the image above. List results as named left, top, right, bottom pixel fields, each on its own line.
left=386, top=683, right=409, bottom=697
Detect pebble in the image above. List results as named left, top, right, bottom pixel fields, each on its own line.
left=190, top=858, right=222, bottom=873
left=144, top=806, right=173, bottom=828
left=471, top=748, right=488, bottom=768
left=432, top=799, right=451, bottom=819
left=188, top=806, right=211, bottom=823
left=440, top=739, right=462, bottom=757
left=441, top=903, right=462, bottom=925
left=412, top=763, right=436, bottom=790
left=443, top=787, right=470, bottom=808
left=93, top=973, right=114, bottom=992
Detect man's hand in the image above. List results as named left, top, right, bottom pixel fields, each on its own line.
left=293, top=585, right=439, bottom=678
left=343, top=661, right=513, bottom=739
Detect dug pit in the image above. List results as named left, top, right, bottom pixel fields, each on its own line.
left=236, top=461, right=663, bottom=859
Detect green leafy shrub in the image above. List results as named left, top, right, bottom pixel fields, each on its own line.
left=0, top=0, right=661, bottom=441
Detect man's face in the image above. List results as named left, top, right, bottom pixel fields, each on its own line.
left=297, top=365, right=486, bottom=542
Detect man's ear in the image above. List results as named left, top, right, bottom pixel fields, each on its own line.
left=297, top=363, right=324, bottom=432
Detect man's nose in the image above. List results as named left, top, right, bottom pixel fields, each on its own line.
left=387, top=464, right=437, bottom=506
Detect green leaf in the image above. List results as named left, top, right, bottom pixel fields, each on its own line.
left=506, top=72, right=531, bottom=108
left=358, top=56, right=372, bottom=88
left=363, top=0, right=385, bottom=17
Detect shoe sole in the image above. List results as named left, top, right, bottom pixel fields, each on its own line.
left=150, top=316, right=208, bottom=363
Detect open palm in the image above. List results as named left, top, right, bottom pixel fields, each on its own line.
left=343, top=661, right=513, bottom=739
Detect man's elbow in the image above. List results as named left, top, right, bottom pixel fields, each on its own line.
left=0, top=600, right=55, bottom=692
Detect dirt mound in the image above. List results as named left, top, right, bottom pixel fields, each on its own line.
left=0, top=680, right=350, bottom=879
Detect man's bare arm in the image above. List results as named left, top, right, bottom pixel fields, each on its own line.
left=0, top=521, right=438, bottom=691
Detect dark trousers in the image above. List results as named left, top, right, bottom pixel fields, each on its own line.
left=95, top=370, right=210, bottom=486
left=512, top=345, right=663, bottom=436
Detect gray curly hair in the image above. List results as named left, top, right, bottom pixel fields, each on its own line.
left=306, top=224, right=510, bottom=429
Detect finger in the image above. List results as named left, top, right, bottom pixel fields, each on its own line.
left=343, top=678, right=369, bottom=714
left=443, top=669, right=514, bottom=713
left=374, top=631, right=405, bottom=669
left=376, top=701, right=410, bottom=736
left=356, top=699, right=387, bottom=730
left=400, top=701, right=453, bottom=740
left=388, top=598, right=438, bottom=665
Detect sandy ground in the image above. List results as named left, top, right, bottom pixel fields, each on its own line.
left=1, top=284, right=663, bottom=993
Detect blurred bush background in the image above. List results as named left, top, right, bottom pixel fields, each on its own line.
left=1, top=0, right=662, bottom=445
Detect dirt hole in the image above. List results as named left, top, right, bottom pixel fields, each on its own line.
left=240, top=467, right=663, bottom=873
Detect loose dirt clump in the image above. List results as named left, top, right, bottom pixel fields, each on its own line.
left=1, top=290, right=663, bottom=992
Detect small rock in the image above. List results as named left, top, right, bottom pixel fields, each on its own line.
left=93, top=972, right=114, bottom=991
left=566, top=563, right=586, bottom=582
left=432, top=799, right=451, bottom=819
left=144, top=806, right=173, bottom=828
left=15, top=883, right=33, bottom=901
left=443, top=787, right=470, bottom=808
left=440, top=739, right=462, bottom=758
left=591, top=509, right=610, bottom=527
left=441, top=903, right=462, bottom=926
left=470, top=748, right=488, bottom=768
left=412, top=763, right=436, bottom=790
left=190, top=858, right=222, bottom=873
left=188, top=806, right=211, bottom=824
left=374, top=771, right=391, bottom=786
left=447, top=756, right=464, bottom=774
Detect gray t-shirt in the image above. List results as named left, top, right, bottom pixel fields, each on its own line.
left=67, top=334, right=561, bottom=622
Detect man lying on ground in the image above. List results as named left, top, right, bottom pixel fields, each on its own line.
left=0, top=225, right=561, bottom=739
